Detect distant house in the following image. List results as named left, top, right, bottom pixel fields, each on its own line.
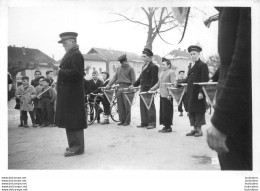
left=8, top=46, right=57, bottom=87
left=84, top=47, right=143, bottom=79
left=164, top=48, right=192, bottom=76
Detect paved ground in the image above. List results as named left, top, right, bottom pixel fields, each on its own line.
left=8, top=96, right=220, bottom=170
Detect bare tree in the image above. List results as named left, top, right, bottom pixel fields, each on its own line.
left=111, top=7, right=185, bottom=50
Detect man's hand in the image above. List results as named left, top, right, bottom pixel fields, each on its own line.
left=198, top=93, right=203, bottom=100
left=105, top=85, right=110, bottom=90
left=206, top=124, right=229, bottom=154
left=128, top=85, right=134, bottom=90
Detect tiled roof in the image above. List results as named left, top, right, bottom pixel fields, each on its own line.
left=83, top=53, right=107, bottom=61
left=8, top=46, right=56, bottom=64
left=166, top=48, right=191, bottom=59
left=87, top=47, right=142, bottom=62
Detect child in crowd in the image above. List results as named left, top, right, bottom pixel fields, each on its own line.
left=34, top=76, right=45, bottom=126
left=46, top=70, right=54, bottom=85
left=40, top=78, right=56, bottom=127
left=15, top=76, right=37, bottom=128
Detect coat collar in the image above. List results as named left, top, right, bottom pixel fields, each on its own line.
left=188, top=59, right=200, bottom=76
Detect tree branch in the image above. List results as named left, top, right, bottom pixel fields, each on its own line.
left=157, top=25, right=178, bottom=33
left=112, top=13, right=149, bottom=26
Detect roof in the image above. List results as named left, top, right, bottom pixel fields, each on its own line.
left=87, top=47, right=142, bottom=62
left=165, top=48, right=191, bottom=59
left=8, top=46, right=56, bottom=65
left=83, top=53, right=107, bottom=62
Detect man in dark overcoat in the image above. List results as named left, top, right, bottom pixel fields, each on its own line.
left=130, top=48, right=159, bottom=129
left=184, top=45, right=209, bottom=137
left=55, top=32, right=87, bottom=157
left=207, top=7, right=252, bottom=170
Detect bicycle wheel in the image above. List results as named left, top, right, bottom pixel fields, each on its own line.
left=85, top=102, right=97, bottom=125
left=110, top=102, right=119, bottom=122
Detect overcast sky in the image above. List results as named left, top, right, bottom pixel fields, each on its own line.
left=8, top=2, right=218, bottom=61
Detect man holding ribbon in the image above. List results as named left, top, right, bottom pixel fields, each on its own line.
left=130, top=48, right=158, bottom=129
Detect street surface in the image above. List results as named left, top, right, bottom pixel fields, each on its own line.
left=8, top=95, right=219, bottom=170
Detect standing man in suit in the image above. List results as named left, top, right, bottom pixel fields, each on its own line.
left=106, top=54, right=136, bottom=126
left=177, top=70, right=188, bottom=116
left=207, top=7, right=252, bottom=170
left=184, top=45, right=209, bottom=137
left=56, top=32, right=87, bottom=157
left=130, top=48, right=159, bottom=129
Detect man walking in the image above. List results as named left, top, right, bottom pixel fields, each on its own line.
left=55, top=32, right=87, bottom=157
left=106, top=54, right=136, bottom=126
left=130, top=48, right=158, bottom=129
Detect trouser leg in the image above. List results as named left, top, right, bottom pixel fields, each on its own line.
left=41, top=99, right=47, bottom=124
left=28, top=111, right=35, bottom=124
left=123, top=93, right=131, bottom=123
left=161, top=97, right=173, bottom=128
left=21, top=110, right=28, bottom=125
left=147, top=100, right=156, bottom=127
left=117, top=90, right=126, bottom=123
left=66, top=129, right=85, bottom=153
left=36, top=108, right=42, bottom=125
left=46, top=100, right=54, bottom=124
left=140, top=98, right=148, bottom=126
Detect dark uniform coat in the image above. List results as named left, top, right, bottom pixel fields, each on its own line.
left=55, top=46, right=87, bottom=130
left=84, top=78, right=103, bottom=95
left=211, top=7, right=252, bottom=170
left=185, top=59, right=209, bottom=113
left=133, top=61, right=158, bottom=91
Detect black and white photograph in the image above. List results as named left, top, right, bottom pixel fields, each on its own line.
left=1, top=0, right=260, bottom=190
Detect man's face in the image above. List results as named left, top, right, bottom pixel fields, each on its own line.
left=161, top=61, right=169, bottom=70
left=141, top=54, right=151, bottom=63
left=190, top=51, right=200, bottom=62
left=22, top=79, right=29, bottom=87
left=62, top=39, right=74, bottom=52
left=47, top=72, right=53, bottom=79
left=39, top=79, right=44, bottom=86
left=179, top=72, right=185, bottom=79
left=101, top=73, right=107, bottom=80
left=35, top=72, right=41, bottom=79
left=92, top=73, right=98, bottom=80
left=42, top=81, right=49, bottom=87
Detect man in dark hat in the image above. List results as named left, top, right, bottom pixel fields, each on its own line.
left=183, top=45, right=209, bottom=137
left=106, top=54, right=136, bottom=126
left=55, top=32, right=87, bottom=157
left=130, top=48, right=159, bottom=129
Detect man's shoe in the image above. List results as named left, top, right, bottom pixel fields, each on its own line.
left=23, top=124, right=29, bottom=128
left=101, top=119, right=110, bottom=125
left=186, top=130, right=197, bottom=136
left=117, top=122, right=124, bottom=125
left=32, top=123, right=38, bottom=127
left=161, top=128, right=172, bottom=133
left=194, top=131, right=203, bottom=137
left=136, top=125, right=147, bottom=128
left=40, top=124, right=48, bottom=127
left=18, top=124, right=23, bottom=127
left=123, top=122, right=130, bottom=126
left=158, top=127, right=167, bottom=132
left=147, top=125, right=156, bottom=129
left=64, top=150, right=84, bottom=157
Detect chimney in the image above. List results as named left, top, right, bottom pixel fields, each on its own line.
left=22, top=47, right=26, bottom=55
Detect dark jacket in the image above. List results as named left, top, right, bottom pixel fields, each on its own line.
left=31, top=78, right=39, bottom=87
left=133, top=61, right=159, bottom=92
left=211, top=68, right=219, bottom=82
left=84, top=78, right=103, bottom=95
left=211, top=8, right=251, bottom=143
left=184, top=59, right=209, bottom=113
left=55, top=46, right=87, bottom=130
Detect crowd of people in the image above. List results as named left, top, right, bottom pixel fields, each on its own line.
left=10, top=7, right=252, bottom=170
left=14, top=70, right=56, bottom=128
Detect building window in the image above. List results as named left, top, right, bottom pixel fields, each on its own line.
left=99, top=68, right=102, bottom=74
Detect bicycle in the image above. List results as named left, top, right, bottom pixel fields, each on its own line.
left=85, top=86, right=120, bottom=125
